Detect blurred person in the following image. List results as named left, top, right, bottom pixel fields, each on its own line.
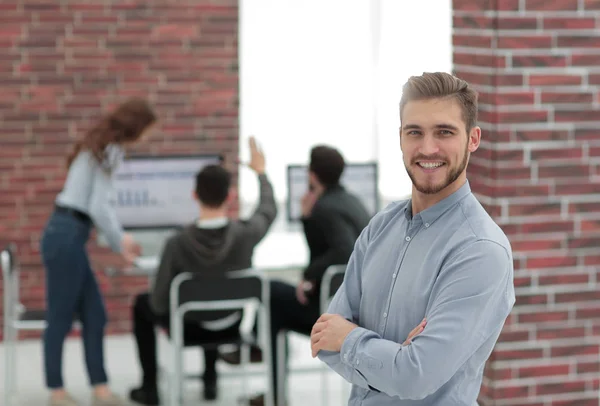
left=40, top=98, right=156, bottom=406
left=241, top=145, right=371, bottom=406
left=128, top=137, right=277, bottom=405
left=311, top=72, right=515, bottom=405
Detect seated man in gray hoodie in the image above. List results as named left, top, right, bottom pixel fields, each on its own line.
left=128, top=137, right=277, bottom=406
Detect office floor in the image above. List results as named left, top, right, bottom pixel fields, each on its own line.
left=0, top=331, right=351, bottom=406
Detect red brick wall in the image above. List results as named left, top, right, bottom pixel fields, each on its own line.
left=454, top=0, right=600, bottom=404
left=0, top=1, right=239, bottom=340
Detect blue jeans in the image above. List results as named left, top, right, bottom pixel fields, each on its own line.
left=41, top=209, right=108, bottom=389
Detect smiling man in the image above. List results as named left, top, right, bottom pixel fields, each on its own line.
left=311, top=72, right=515, bottom=405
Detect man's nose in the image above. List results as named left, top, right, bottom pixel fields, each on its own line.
left=419, top=135, right=440, bottom=156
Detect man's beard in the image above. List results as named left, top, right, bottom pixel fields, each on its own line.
left=405, top=145, right=469, bottom=195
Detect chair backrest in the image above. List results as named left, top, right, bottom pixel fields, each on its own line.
left=1, top=243, right=17, bottom=280
left=169, top=269, right=265, bottom=323
left=320, top=264, right=347, bottom=313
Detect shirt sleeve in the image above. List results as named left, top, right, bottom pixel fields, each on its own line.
left=316, top=220, right=372, bottom=390
left=88, top=149, right=124, bottom=253
left=322, top=239, right=515, bottom=399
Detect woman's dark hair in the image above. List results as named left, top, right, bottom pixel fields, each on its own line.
left=66, top=97, right=157, bottom=169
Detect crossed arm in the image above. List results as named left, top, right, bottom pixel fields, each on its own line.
left=312, top=228, right=515, bottom=400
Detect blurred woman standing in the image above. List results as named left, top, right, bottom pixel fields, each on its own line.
left=40, top=98, right=156, bottom=406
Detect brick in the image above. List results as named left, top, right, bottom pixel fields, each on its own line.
left=575, top=129, right=600, bottom=140
left=518, top=311, right=570, bottom=323
left=569, top=236, right=600, bottom=249
left=585, top=0, right=600, bottom=9
left=528, top=74, right=583, bottom=86
left=515, top=293, right=549, bottom=305
left=538, top=164, right=590, bottom=178
left=454, top=70, right=524, bottom=87
left=556, top=108, right=600, bottom=123
left=499, top=17, right=539, bottom=30
left=512, top=55, right=568, bottom=68
left=495, top=184, right=551, bottom=198
left=454, top=53, right=506, bottom=68
left=580, top=220, right=600, bottom=232
left=551, top=344, right=600, bottom=357
left=556, top=183, right=600, bottom=195
left=519, top=364, right=570, bottom=378
left=453, top=15, right=495, bottom=30
left=453, top=34, right=494, bottom=49
left=495, top=348, right=544, bottom=361
left=515, top=130, right=570, bottom=142
left=539, top=273, right=589, bottom=285
left=526, top=256, right=577, bottom=268
left=544, top=17, right=596, bottom=29
left=579, top=305, right=600, bottom=318
left=537, top=327, right=586, bottom=340
left=577, top=362, right=600, bottom=373
left=536, top=380, right=587, bottom=396
left=508, top=202, right=561, bottom=217
left=526, top=0, right=578, bottom=10
left=521, top=220, right=574, bottom=234
left=497, top=35, right=553, bottom=49
left=571, top=54, right=600, bottom=66
left=556, top=291, right=600, bottom=303
left=494, top=91, right=536, bottom=105
left=531, top=147, right=582, bottom=161
left=499, top=329, right=530, bottom=342
left=557, top=36, right=600, bottom=48
left=514, top=276, right=532, bottom=287
left=553, top=398, right=599, bottom=406
left=497, top=110, right=549, bottom=124
left=542, top=91, right=593, bottom=104
left=585, top=256, right=600, bottom=265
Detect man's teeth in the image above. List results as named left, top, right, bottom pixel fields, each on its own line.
left=419, top=162, right=443, bottom=169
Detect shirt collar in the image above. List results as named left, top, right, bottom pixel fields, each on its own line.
left=404, top=180, right=472, bottom=225
left=196, top=217, right=229, bottom=229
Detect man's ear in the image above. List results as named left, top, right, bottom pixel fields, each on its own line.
left=468, top=126, right=481, bottom=153
left=192, top=190, right=199, bottom=202
left=226, top=188, right=236, bottom=204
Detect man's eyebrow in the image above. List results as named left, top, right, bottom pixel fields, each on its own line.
left=435, top=124, right=460, bottom=131
left=401, top=123, right=460, bottom=131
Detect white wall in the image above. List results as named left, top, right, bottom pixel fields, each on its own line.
left=239, top=0, right=452, bottom=206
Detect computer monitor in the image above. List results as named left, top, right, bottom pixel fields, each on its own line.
left=109, top=154, right=223, bottom=229
left=286, top=162, right=379, bottom=222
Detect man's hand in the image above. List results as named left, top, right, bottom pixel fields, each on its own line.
left=311, top=313, right=358, bottom=357
left=296, top=280, right=309, bottom=305
left=403, top=318, right=427, bottom=345
left=247, top=136, right=265, bottom=174
left=301, top=190, right=317, bottom=217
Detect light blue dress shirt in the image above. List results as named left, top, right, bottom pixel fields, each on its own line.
left=318, top=180, right=515, bottom=405
left=55, top=144, right=124, bottom=252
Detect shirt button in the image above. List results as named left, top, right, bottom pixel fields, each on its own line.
left=405, top=236, right=411, bottom=241
left=392, top=273, right=396, bottom=278
left=383, top=312, right=387, bottom=318
left=356, top=360, right=360, bottom=365
left=425, top=223, right=430, bottom=227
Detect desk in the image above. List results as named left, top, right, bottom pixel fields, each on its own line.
left=105, top=227, right=308, bottom=278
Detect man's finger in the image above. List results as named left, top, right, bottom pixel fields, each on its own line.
left=310, top=331, right=323, bottom=346
left=311, top=321, right=326, bottom=335
left=311, top=340, right=323, bottom=358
